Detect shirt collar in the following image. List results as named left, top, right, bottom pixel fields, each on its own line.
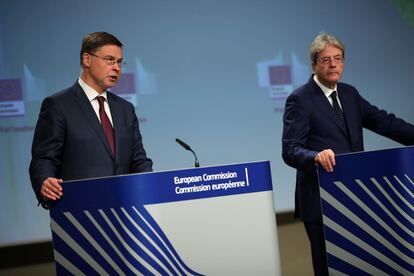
left=78, top=78, right=108, bottom=102
left=313, top=75, right=337, bottom=97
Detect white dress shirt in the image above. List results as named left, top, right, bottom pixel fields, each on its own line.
left=313, top=75, right=343, bottom=109
left=78, top=78, right=114, bottom=126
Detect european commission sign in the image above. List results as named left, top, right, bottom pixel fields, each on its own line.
left=318, top=146, right=414, bottom=275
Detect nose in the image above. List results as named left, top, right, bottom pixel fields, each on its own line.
left=113, top=63, right=121, bottom=71
left=328, top=60, right=337, bottom=67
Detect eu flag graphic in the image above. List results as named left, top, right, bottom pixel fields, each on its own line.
left=0, top=79, right=25, bottom=117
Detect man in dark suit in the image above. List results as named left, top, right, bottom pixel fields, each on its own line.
left=29, top=32, right=152, bottom=208
left=282, top=32, right=414, bottom=275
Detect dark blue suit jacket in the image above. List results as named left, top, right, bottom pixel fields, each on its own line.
left=29, top=82, right=153, bottom=205
left=282, top=76, right=414, bottom=222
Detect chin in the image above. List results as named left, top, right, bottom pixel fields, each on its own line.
left=327, top=77, right=340, bottom=83
left=106, top=82, right=117, bottom=88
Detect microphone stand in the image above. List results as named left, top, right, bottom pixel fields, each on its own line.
left=175, top=138, right=200, bottom=167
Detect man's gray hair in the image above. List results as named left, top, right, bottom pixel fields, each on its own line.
left=309, top=32, right=345, bottom=64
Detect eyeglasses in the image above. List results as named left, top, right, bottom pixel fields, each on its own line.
left=88, top=53, right=127, bottom=68
left=318, top=55, right=344, bottom=65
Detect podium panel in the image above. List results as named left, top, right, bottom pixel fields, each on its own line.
left=318, top=146, right=414, bottom=275
left=50, top=161, right=281, bottom=275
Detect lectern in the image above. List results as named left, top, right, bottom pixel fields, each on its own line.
left=50, top=161, right=281, bottom=275
left=319, top=146, right=414, bottom=275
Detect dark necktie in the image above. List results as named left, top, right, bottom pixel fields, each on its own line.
left=330, top=91, right=345, bottom=125
left=97, top=96, right=115, bottom=156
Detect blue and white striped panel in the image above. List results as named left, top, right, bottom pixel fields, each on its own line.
left=321, top=174, right=414, bottom=275
left=51, top=205, right=203, bottom=275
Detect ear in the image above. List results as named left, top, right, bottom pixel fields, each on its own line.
left=82, top=53, right=91, bottom=68
left=311, top=63, right=316, bottom=73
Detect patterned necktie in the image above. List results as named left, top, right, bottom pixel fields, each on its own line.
left=97, top=96, right=115, bottom=156
left=330, top=91, right=345, bottom=125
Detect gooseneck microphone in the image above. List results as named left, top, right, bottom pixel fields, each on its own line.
left=175, top=138, right=200, bottom=167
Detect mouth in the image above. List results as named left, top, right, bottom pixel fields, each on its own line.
left=108, top=75, right=118, bottom=82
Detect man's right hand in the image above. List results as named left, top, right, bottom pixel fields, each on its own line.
left=40, top=177, right=63, bottom=200
left=315, top=149, right=336, bottom=173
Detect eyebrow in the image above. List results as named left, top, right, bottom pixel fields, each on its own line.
left=321, top=54, right=342, bottom=58
left=103, top=55, right=123, bottom=61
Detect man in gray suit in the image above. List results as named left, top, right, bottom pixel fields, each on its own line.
left=30, top=32, right=152, bottom=208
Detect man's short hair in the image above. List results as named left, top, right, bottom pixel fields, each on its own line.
left=80, top=32, right=123, bottom=66
left=309, top=32, right=345, bottom=64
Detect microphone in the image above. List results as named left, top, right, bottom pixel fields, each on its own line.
left=175, top=138, right=200, bottom=167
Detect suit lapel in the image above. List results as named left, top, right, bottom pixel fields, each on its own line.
left=337, top=85, right=356, bottom=143
left=72, top=83, right=115, bottom=159
left=107, top=92, right=122, bottom=162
